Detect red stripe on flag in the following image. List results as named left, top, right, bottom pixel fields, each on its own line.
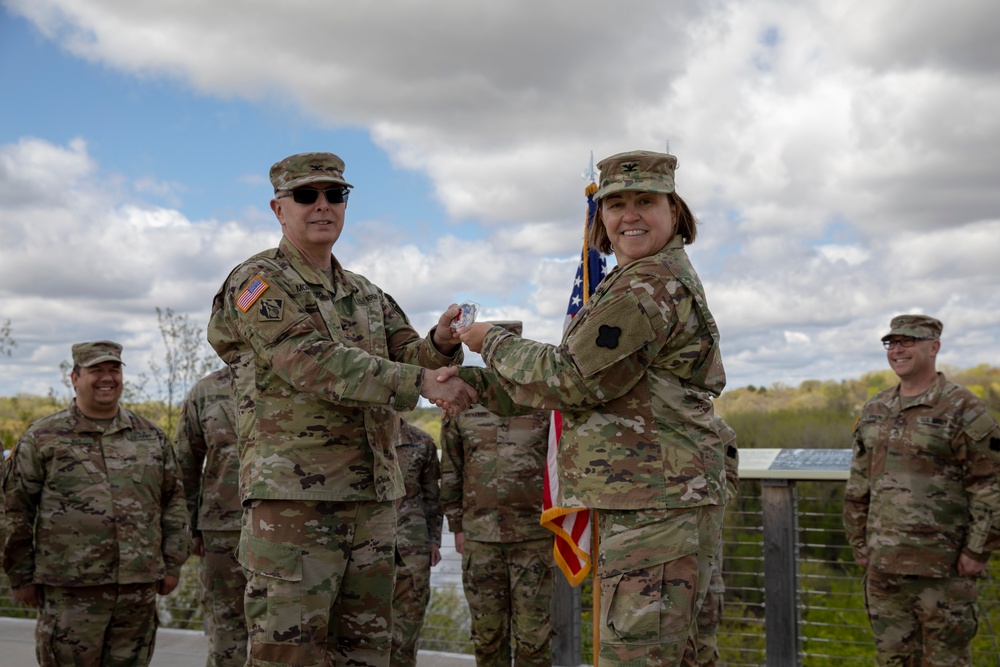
left=541, top=409, right=591, bottom=586
left=540, top=179, right=604, bottom=587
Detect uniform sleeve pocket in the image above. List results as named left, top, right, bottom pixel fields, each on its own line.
left=965, top=410, right=998, bottom=442
left=568, top=291, right=655, bottom=378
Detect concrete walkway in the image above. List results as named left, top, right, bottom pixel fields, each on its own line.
left=0, top=616, right=476, bottom=666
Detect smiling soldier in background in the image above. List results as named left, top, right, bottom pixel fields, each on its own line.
left=3, top=340, right=190, bottom=666
left=845, top=314, right=1000, bottom=666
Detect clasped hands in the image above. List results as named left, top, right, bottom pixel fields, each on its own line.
left=420, top=305, right=495, bottom=415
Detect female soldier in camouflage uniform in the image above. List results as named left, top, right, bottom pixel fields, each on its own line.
left=457, top=150, right=726, bottom=666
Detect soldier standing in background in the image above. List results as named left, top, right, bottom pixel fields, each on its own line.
left=174, top=366, right=247, bottom=667
left=693, top=415, right=739, bottom=667
left=440, top=322, right=555, bottom=667
left=208, top=151, right=477, bottom=666
left=390, top=418, right=443, bottom=667
left=2, top=341, right=190, bottom=666
left=844, top=314, right=1000, bottom=666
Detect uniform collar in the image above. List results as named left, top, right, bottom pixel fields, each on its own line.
left=891, top=372, right=947, bottom=408
left=70, top=400, right=129, bottom=434
left=277, top=237, right=350, bottom=295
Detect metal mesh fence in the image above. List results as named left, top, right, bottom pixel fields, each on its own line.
left=3, top=479, right=1000, bottom=665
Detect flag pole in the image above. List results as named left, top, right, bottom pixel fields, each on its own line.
left=582, top=151, right=601, bottom=667
left=544, top=151, right=604, bottom=666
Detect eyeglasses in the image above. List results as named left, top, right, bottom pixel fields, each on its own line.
left=883, top=337, right=920, bottom=350
left=277, top=187, right=350, bottom=205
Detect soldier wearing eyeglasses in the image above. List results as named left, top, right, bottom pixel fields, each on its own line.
left=207, top=152, right=478, bottom=667
left=844, top=314, right=1000, bottom=666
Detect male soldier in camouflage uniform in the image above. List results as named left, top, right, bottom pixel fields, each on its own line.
left=390, top=418, right=443, bottom=667
left=207, top=152, right=477, bottom=667
left=844, top=314, right=1000, bottom=666
left=441, top=323, right=555, bottom=667
left=173, top=367, right=246, bottom=667
left=2, top=341, right=190, bottom=666
left=692, top=415, right=739, bottom=667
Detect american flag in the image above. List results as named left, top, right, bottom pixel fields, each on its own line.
left=540, top=181, right=606, bottom=586
left=237, top=276, right=269, bottom=312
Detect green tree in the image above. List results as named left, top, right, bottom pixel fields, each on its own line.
left=144, top=307, right=220, bottom=433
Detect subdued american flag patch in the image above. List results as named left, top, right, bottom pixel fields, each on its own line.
left=237, top=276, right=269, bottom=312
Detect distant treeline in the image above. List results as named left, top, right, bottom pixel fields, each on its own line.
left=3, top=364, right=998, bottom=450
left=715, top=364, right=1000, bottom=450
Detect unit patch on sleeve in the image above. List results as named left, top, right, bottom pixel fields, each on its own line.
left=595, top=325, right=622, bottom=349
left=237, top=276, right=270, bottom=312
left=257, top=298, right=284, bottom=322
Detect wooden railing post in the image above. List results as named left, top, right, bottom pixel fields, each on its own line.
left=761, top=478, right=801, bottom=667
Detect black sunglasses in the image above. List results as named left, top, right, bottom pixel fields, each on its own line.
left=278, top=187, right=350, bottom=205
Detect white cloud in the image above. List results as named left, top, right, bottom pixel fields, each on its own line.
left=0, top=139, right=276, bottom=396
left=816, top=244, right=869, bottom=267
left=3, top=0, right=1000, bottom=396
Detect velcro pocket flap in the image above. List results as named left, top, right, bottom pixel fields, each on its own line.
left=568, top=291, right=655, bottom=378
left=598, top=512, right=699, bottom=579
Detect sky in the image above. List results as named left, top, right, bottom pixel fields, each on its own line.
left=1, top=0, right=999, bottom=401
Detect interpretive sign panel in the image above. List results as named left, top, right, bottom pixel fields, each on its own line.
left=739, top=448, right=852, bottom=481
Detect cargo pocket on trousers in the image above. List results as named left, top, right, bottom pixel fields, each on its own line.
left=601, top=553, right=701, bottom=646
left=238, top=533, right=304, bottom=645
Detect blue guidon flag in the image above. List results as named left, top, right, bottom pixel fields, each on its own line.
left=237, top=276, right=270, bottom=312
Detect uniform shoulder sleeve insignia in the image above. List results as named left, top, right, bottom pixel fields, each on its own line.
left=596, top=325, right=622, bottom=349
left=237, top=275, right=270, bottom=313
left=257, top=298, right=284, bottom=322
left=568, top=290, right=655, bottom=377
left=965, top=409, right=1000, bottom=443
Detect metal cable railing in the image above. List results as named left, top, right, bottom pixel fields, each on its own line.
left=3, top=478, right=999, bottom=666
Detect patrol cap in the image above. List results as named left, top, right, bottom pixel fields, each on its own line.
left=269, top=152, right=354, bottom=193
left=494, top=321, right=523, bottom=337
left=71, top=340, right=125, bottom=368
left=594, top=150, right=678, bottom=200
left=881, top=314, right=943, bottom=342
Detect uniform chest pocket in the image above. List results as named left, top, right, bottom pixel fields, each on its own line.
left=59, top=438, right=106, bottom=484
left=105, top=435, right=163, bottom=485
left=911, top=416, right=955, bottom=457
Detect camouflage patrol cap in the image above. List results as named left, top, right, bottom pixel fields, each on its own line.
left=881, top=314, right=943, bottom=342
left=494, top=321, right=523, bottom=337
left=71, top=340, right=125, bottom=367
left=269, top=152, right=354, bottom=193
left=594, top=150, right=678, bottom=200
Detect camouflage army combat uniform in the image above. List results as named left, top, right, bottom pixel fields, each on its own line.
left=845, top=372, right=1000, bottom=666
left=463, top=227, right=727, bottom=665
left=173, top=367, right=246, bottom=667
left=209, top=231, right=461, bottom=666
left=693, top=416, right=739, bottom=667
left=3, top=400, right=189, bottom=665
left=390, top=419, right=443, bottom=667
left=440, top=405, right=554, bottom=667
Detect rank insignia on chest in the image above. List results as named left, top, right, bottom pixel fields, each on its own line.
left=257, top=298, right=284, bottom=321
left=596, top=324, right=622, bottom=349
left=237, top=275, right=270, bottom=312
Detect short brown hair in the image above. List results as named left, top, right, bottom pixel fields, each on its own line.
left=588, top=192, right=698, bottom=255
